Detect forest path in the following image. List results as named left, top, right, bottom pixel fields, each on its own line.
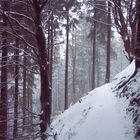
left=48, top=84, right=135, bottom=140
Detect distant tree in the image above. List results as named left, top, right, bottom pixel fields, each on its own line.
left=85, top=0, right=108, bottom=88
left=64, top=0, right=81, bottom=109
left=105, top=1, right=111, bottom=83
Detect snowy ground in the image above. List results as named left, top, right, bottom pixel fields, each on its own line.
left=47, top=62, right=136, bottom=140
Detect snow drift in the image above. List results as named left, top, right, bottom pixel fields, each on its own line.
left=47, top=61, right=137, bottom=140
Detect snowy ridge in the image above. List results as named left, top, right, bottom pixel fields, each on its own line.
left=47, top=63, right=136, bottom=140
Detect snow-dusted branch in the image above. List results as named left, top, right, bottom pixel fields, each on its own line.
left=5, top=30, right=39, bottom=58
left=3, top=11, right=36, bottom=36
left=9, top=11, right=34, bottom=22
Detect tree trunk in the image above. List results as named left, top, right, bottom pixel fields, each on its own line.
left=72, top=27, right=76, bottom=103
left=0, top=1, right=9, bottom=139
left=50, top=12, right=54, bottom=88
left=135, top=0, right=140, bottom=68
left=105, top=1, right=111, bottom=83
left=13, top=37, right=19, bottom=138
left=64, top=9, right=69, bottom=110
left=0, top=25, right=8, bottom=140
left=23, top=46, right=27, bottom=132
left=33, top=1, right=51, bottom=137
left=36, top=25, right=51, bottom=135
left=92, top=3, right=97, bottom=89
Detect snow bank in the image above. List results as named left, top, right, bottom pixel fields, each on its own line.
left=111, top=60, right=135, bottom=90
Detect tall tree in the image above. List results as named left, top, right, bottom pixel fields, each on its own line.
left=92, top=1, right=97, bottom=89
left=64, top=0, right=76, bottom=109
left=64, top=5, right=70, bottom=110
left=85, top=0, right=108, bottom=88
left=31, top=1, right=51, bottom=136
left=0, top=0, right=52, bottom=137
left=105, top=1, right=111, bottom=83
left=0, top=1, right=9, bottom=139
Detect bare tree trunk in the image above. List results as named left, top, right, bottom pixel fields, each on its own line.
left=0, top=1, right=9, bottom=139
left=105, top=1, right=111, bottom=83
left=13, top=37, right=19, bottom=138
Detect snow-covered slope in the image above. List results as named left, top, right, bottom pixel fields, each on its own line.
left=47, top=62, right=136, bottom=140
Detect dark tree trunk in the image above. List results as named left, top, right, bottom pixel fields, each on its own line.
left=135, top=0, right=140, bottom=68
left=92, top=3, right=97, bottom=89
left=13, top=38, right=19, bottom=138
left=36, top=21, right=51, bottom=135
left=105, top=1, right=111, bottom=83
left=0, top=1, right=9, bottom=139
left=64, top=9, right=69, bottom=110
left=0, top=27, right=8, bottom=140
left=47, top=8, right=51, bottom=65
left=32, top=1, right=51, bottom=137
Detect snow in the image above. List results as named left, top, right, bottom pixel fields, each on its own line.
left=47, top=62, right=136, bottom=140
left=111, top=60, right=135, bottom=89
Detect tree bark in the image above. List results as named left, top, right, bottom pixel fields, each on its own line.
left=36, top=25, right=51, bottom=135
left=37, top=23, right=51, bottom=135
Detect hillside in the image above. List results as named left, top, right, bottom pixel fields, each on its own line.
left=47, top=61, right=137, bottom=140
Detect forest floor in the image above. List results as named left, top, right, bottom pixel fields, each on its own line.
left=47, top=62, right=136, bottom=140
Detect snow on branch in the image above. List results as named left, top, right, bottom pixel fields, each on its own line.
left=3, top=11, right=36, bottom=36
left=5, top=30, right=39, bottom=58
left=8, top=11, right=34, bottom=22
